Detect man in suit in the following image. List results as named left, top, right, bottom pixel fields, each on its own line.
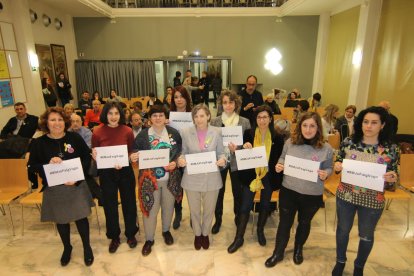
left=0, top=102, right=38, bottom=140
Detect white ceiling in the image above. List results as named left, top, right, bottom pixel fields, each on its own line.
left=36, top=0, right=362, bottom=18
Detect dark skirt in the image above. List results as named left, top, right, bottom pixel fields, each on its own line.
left=41, top=181, right=95, bottom=224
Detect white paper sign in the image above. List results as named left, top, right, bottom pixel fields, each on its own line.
left=341, top=159, right=387, bottom=192
left=185, top=151, right=218, bottom=175
left=283, top=155, right=320, bottom=182
left=235, top=146, right=268, bottom=170
left=139, top=148, right=170, bottom=169
left=96, top=145, right=129, bottom=169
left=222, top=126, right=243, bottom=146
left=43, top=158, right=85, bottom=187
left=169, top=112, right=193, bottom=131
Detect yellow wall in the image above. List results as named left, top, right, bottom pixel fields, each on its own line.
left=368, top=0, right=414, bottom=134
left=323, top=7, right=360, bottom=111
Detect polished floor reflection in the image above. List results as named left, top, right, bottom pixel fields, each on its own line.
left=1, top=181, right=413, bottom=275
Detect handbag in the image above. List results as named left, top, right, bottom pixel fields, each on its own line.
left=88, top=159, right=98, bottom=177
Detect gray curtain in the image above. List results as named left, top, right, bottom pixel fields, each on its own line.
left=75, top=60, right=157, bottom=98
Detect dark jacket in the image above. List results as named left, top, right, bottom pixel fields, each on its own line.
left=237, top=129, right=284, bottom=190
left=265, top=100, right=281, bottom=115
left=56, top=79, right=72, bottom=101
left=1, top=114, right=39, bottom=139
left=334, top=115, right=355, bottom=142
left=239, top=90, right=264, bottom=126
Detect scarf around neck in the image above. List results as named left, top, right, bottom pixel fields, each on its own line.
left=249, top=128, right=272, bottom=192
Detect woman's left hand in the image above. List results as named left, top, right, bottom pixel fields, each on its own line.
left=228, top=142, right=237, bottom=153
left=383, top=171, right=398, bottom=183
left=216, top=158, right=226, bottom=167
left=64, top=181, right=76, bottom=186
left=114, top=164, right=122, bottom=170
left=318, top=169, right=328, bottom=181
left=167, top=161, right=177, bottom=171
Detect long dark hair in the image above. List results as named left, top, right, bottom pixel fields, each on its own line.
left=251, top=105, right=275, bottom=139
left=171, top=86, right=192, bottom=112
left=352, top=106, right=392, bottom=145
left=291, top=112, right=324, bottom=148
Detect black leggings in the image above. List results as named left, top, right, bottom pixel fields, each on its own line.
left=275, top=186, right=321, bottom=252
left=57, top=217, right=91, bottom=250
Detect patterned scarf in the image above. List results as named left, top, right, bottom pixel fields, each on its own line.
left=249, top=128, right=272, bottom=192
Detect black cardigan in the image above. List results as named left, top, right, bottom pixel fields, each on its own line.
left=237, top=129, right=284, bottom=190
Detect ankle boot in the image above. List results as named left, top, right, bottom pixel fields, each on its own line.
left=265, top=250, right=284, bottom=268
left=293, top=244, right=304, bottom=265
left=173, top=209, right=182, bottom=230
left=227, top=213, right=249, bottom=253
left=257, top=211, right=268, bottom=246
left=211, top=214, right=222, bottom=234
left=60, top=245, right=73, bottom=266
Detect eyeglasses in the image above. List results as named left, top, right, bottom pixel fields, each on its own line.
left=257, top=116, right=270, bottom=120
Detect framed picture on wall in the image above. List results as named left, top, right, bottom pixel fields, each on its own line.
left=50, top=44, right=68, bottom=80
left=35, top=44, right=55, bottom=85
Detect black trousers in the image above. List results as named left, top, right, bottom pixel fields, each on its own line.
left=240, top=174, right=273, bottom=214
left=215, top=166, right=242, bottom=218
left=275, top=186, right=321, bottom=252
left=99, top=167, right=138, bottom=240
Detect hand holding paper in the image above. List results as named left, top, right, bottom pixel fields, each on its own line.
left=95, top=145, right=129, bottom=169
left=43, top=158, right=85, bottom=187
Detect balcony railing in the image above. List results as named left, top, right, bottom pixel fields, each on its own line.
left=102, top=0, right=289, bottom=8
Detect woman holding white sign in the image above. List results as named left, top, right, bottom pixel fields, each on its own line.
left=228, top=105, right=284, bottom=253
left=131, top=105, right=182, bottom=256
left=28, top=107, right=94, bottom=267
left=331, top=106, right=399, bottom=276
left=169, top=85, right=192, bottom=230
left=210, top=89, right=251, bottom=234
left=177, top=104, right=226, bottom=250
left=265, top=112, right=333, bottom=267
left=91, top=102, right=139, bottom=254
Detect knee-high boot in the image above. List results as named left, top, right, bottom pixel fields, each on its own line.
left=257, top=211, right=268, bottom=246
left=227, top=213, right=249, bottom=253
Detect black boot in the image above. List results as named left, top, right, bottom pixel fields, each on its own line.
left=332, top=262, right=346, bottom=276
left=173, top=209, right=182, bottom=230
left=293, top=244, right=304, bottom=265
left=227, top=213, right=249, bottom=253
left=211, top=214, right=222, bottom=234
left=265, top=250, right=284, bottom=268
left=257, top=211, right=268, bottom=246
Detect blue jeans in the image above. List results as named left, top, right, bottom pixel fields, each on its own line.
left=336, top=197, right=383, bottom=268
left=239, top=174, right=272, bottom=214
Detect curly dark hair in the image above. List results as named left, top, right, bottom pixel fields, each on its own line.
left=291, top=112, right=324, bottom=148
left=99, top=102, right=126, bottom=125
left=218, top=89, right=242, bottom=114
left=38, top=107, right=70, bottom=133
left=352, top=106, right=392, bottom=145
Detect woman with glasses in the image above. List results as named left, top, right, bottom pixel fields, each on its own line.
left=228, top=105, right=284, bottom=253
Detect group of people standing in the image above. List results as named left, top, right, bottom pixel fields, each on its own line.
left=25, top=75, right=399, bottom=276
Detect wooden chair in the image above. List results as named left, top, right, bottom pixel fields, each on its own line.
left=327, top=133, right=341, bottom=150
left=273, top=114, right=284, bottom=121
left=280, top=107, right=295, bottom=121
left=316, top=106, right=325, bottom=117
left=0, top=159, right=31, bottom=235
left=400, top=154, right=414, bottom=192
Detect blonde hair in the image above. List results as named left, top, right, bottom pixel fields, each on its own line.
left=191, top=104, right=211, bottom=123
left=323, top=104, right=339, bottom=124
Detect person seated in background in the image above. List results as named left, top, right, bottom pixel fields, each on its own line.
left=92, top=91, right=105, bottom=104
left=147, top=92, right=163, bottom=111
left=274, top=119, right=291, bottom=142
left=70, top=114, right=92, bottom=148
left=321, top=104, right=339, bottom=139
left=131, top=101, right=148, bottom=126
left=129, top=112, right=145, bottom=138
left=284, top=91, right=298, bottom=107
left=124, top=108, right=132, bottom=126
left=264, top=93, right=281, bottom=115
left=107, top=89, right=123, bottom=103
left=273, top=88, right=286, bottom=106
left=78, top=91, right=92, bottom=116
left=378, top=100, right=398, bottom=137
left=293, top=100, right=310, bottom=123
left=292, top=88, right=301, bottom=98
left=84, top=100, right=102, bottom=130
left=69, top=113, right=102, bottom=205
left=63, top=103, right=75, bottom=117
left=335, top=105, right=356, bottom=142
left=1, top=102, right=39, bottom=140
left=163, top=86, right=173, bottom=112
left=308, top=92, right=322, bottom=112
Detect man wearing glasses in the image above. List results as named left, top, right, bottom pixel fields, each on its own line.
left=240, top=75, right=264, bottom=126
left=0, top=102, right=38, bottom=140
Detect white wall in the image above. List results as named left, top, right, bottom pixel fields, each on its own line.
left=0, top=0, right=78, bottom=129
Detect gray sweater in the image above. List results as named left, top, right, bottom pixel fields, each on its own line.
left=278, top=139, right=333, bottom=195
